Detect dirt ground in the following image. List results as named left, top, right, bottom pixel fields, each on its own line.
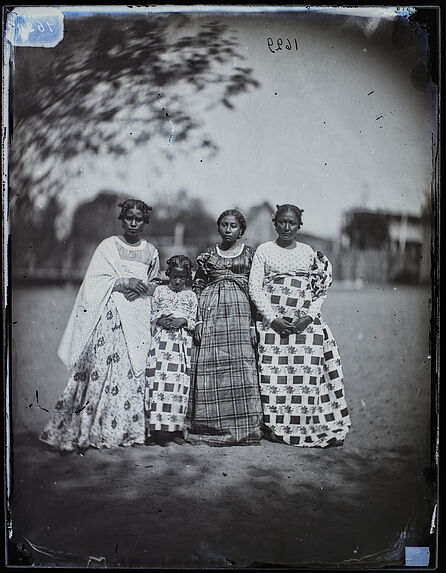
left=7, top=283, right=437, bottom=568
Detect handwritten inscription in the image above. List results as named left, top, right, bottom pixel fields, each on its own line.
left=16, top=20, right=55, bottom=35
left=267, top=37, right=299, bottom=53
left=6, top=7, right=64, bottom=47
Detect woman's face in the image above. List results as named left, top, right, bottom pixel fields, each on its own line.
left=275, top=209, right=300, bottom=242
left=168, top=267, right=189, bottom=291
left=218, top=215, right=242, bottom=243
left=122, top=207, right=145, bottom=240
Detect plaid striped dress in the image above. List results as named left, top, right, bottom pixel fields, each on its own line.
left=249, top=241, right=351, bottom=447
left=185, top=244, right=263, bottom=446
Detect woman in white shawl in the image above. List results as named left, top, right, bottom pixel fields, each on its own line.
left=40, top=199, right=161, bottom=452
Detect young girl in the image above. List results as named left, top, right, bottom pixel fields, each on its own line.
left=145, top=255, right=198, bottom=446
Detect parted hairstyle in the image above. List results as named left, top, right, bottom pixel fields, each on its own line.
left=117, top=199, right=152, bottom=223
left=217, top=209, right=247, bottom=237
left=272, top=204, right=304, bottom=227
left=166, top=255, right=194, bottom=280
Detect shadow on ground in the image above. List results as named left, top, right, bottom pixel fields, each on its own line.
left=8, top=430, right=435, bottom=569
left=8, top=284, right=436, bottom=568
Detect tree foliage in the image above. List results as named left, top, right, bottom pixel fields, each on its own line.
left=10, top=193, right=64, bottom=273
left=8, top=12, right=260, bottom=273
left=9, top=13, right=260, bottom=202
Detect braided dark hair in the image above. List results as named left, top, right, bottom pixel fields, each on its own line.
left=217, top=209, right=247, bottom=236
left=166, top=255, right=194, bottom=280
left=117, top=199, right=152, bottom=223
left=272, top=204, right=304, bottom=227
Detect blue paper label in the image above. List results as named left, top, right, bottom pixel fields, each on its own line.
left=405, top=547, right=430, bottom=567
left=6, top=7, right=64, bottom=48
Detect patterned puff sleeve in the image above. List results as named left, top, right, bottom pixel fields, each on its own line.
left=192, top=249, right=212, bottom=295
left=248, top=245, right=277, bottom=327
left=306, top=251, right=333, bottom=320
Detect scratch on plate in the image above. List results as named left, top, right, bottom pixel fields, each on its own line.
left=29, top=389, right=49, bottom=412
left=87, top=555, right=106, bottom=567
left=157, top=94, right=175, bottom=146
left=430, top=504, right=437, bottom=534
left=22, top=537, right=56, bottom=559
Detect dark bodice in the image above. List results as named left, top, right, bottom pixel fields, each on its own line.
left=192, top=244, right=254, bottom=294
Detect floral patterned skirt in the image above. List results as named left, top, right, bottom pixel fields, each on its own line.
left=145, top=327, right=192, bottom=433
left=39, top=298, right=146, bottom=451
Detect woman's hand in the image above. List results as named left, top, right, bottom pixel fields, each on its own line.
left=193, top=323, right=203, bottom=346
left=127, top=278, right=149, bottom=295
left=271, top=318, right=293, bottom=336
left=123, top=288, right=139, bottom=301
left=291, top=315, right=313, bottom=334
left=121, top=278, right=149, bottom=301
left=146, top=282, right=158, bottom=296
left=250, top=325, right=258, bottom=346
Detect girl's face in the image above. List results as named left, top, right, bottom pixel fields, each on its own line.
left=169, top=267, right=188, bottom=291
left=122, top=207, right=145, bottom=242
left=218, top=215, right=242, bottom=243
left=275, top=209, right=300, bottom=242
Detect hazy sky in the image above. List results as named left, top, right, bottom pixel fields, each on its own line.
left=14, top=6, right=436, bottom=238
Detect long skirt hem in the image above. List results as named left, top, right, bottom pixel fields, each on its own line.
left=39, top=298, right=146, bottom=452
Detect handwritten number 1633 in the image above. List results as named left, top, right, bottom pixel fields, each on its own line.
left=267, top=37, right=298, bottom=53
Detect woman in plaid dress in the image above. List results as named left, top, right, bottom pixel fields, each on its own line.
left=249, top=204, right=351, bottom=447
left=185, top=210, right=263, bottom=446
left=40, top=200, right=161, bottom=452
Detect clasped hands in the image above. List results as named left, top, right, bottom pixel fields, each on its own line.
left=157, top=314, right=187, bottom=330
left=121, top=278, right=158, bottom=301
left=271, top=315, right=313, bottom=336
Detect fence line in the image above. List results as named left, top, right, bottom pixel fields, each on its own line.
left=11, top=247, right=427, bottom=285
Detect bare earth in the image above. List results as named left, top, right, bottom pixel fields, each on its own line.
left=8, top=283, right=436, bottom=568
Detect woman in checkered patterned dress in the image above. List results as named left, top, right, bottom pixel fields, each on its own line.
left=40, top=200, right=161, bottom=452
left=184, top=210, right=263, bottom=446
left=145, top=256, right=198, bottom=446
left=249, top=204, right=351, bottom=447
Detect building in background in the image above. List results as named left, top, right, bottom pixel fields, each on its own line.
left=339, top=207, right=429, bottom=283
left=10, top=195, right=431, bottom=286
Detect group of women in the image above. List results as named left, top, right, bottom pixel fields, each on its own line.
left=40, top=199, right=351, bottom=453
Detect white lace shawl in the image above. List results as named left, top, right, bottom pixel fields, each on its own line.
left=58, top=236, right=159, bottom=376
